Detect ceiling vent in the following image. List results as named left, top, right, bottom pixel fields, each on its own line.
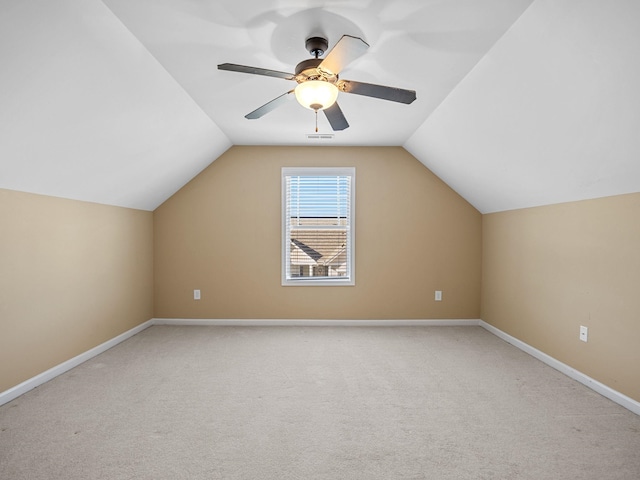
left=306, top=133, right=335, bottom=140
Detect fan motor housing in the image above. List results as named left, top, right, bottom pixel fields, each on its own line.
left=294, top=58, right=339, bottom=85
left=295, top=58, right=322, bottom=76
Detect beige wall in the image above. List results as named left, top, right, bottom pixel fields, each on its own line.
left=481, top=193, right=640, bottom=402
left=154, top=146, right=482, bottom=320
left=3, top=148, right=638, bottom=406
left=0, top=189, right=153, bottom=392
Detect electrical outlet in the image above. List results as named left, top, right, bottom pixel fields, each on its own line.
left=194, top=289, right=201, bottom=300
left=579, top=325, right=588, bottom=342
left=435, top=290, right=442, bottom=301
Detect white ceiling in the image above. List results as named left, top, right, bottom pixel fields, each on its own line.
left=1, top=0, right=639, bottom=212
left=405, top=0, right=640, bottom=213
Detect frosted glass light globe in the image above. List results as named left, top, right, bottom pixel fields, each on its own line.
left=294, top=81, right=339, bottom=111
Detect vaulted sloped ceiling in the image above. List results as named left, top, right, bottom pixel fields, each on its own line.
left=0, top=0, right=231, bottom=210
left=405, top=0, right=640, bottom=213
left=1, top=0, right=638, bottom=213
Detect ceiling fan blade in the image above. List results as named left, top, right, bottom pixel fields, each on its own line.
left=245, top=90, right=295, bottom=119
left=340, top=80, right=417, bottom=104
left=319, top=35, right=369, bottom=75
left=218, top=63, right=295, bottom=80
left=323, top=102, right=349, bottom=131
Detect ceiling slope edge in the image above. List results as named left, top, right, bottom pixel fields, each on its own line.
left=402, top=1, right=537, bottom=214
left=404, top=0, right=640, bottom=214
left=0, top=0, right=232, bottom=211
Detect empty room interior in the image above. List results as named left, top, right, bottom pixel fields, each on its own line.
left=1, top=0, right=639, bottom=478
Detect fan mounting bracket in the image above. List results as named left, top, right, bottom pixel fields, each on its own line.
left=305, top=37, right=329, bottom=58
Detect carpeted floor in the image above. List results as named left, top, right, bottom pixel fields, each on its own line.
left=1, top=325, right=639, bottom=479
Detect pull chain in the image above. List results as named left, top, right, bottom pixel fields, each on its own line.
left=315, top=109, right=318, bottom=133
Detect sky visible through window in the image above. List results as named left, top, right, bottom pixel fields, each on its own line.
left=289, top=175, right=349, bottom=219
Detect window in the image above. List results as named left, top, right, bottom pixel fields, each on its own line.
left=282, top=167, right=355, bottom=286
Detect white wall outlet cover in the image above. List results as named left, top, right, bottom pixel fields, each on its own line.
left=194, top=289, right=201, bottom=300
left=435, top=290, right=442, bottom=301
left=579, top=325, right=588, bottom=342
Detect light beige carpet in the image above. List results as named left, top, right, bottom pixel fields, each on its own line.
left=1, top=325, right=639, bottom=479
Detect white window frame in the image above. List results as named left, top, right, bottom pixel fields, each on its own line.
left=282, top=167, right=355, bottom=286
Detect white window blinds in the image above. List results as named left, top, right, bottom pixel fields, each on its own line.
left=282, top=167, right=355, bottom=285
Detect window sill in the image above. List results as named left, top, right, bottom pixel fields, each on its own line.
left=282, top=278, right=355, bottom=287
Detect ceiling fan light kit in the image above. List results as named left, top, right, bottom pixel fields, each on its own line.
left=218, top=34, right=417, bottom=131
left=294, top=81, right=339, bottom=111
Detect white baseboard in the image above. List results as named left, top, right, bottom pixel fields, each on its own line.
left=152, top=318, right=481, bottom=327
left=0, top=319, right=154, bottom=407
left=479, top=320, right=640, bottom=416
left=3, top=318, right=637, bottom=417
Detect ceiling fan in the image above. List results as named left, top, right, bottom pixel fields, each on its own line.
left=218, top=35, right=417, bottom=131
